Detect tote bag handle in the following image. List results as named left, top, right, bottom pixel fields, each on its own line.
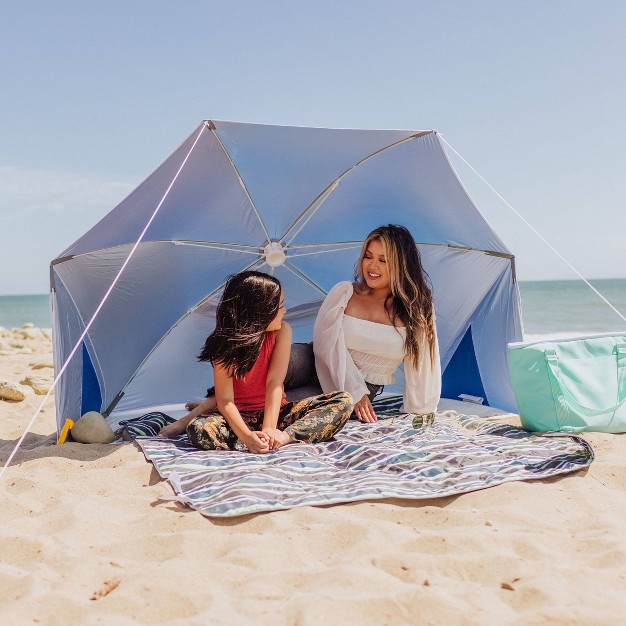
left=545, top=344, right=626, bottom=417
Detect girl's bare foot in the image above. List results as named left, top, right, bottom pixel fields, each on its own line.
left=158, top=421, right=189, bottom=438
left=273, top=430, right=294, bottom=449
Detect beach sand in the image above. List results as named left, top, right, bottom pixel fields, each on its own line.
left=1, top=328, right=626, bottom=625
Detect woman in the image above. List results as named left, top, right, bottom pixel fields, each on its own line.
left=158, top=271, right=353, bottom=452
left=313, top=224, right=441, bottom=423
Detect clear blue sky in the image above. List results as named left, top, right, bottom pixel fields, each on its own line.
left=1, top=1, right=624, bottom=294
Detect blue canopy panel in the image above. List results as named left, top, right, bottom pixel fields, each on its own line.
left=441, top=326, right=487, bottom=404
left=81, top=343, right=102, bottom=414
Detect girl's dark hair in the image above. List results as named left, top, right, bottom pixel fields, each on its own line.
left=198, top=271, right=282, bottom=378
left=355, top=224, right=437, bottom=367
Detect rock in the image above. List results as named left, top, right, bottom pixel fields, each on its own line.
left=0, top=350, right=17, bottom=356
left=18, top=348, right=34, bottom=355
left=9, top=341, right=25, bottom=349
left=22, top=323, right=35, bottom=328
left=20, top=375, right=54, bottom=395
left=20, top=328, right=42, bottom=340
left=0, top=380, right=33, bottom=402
left=71, top=412, right=115, bottom=444
left=30, top=359, right=54, bottom=370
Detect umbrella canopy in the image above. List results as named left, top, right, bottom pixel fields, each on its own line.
left=51, top=120, right=523, bottom=430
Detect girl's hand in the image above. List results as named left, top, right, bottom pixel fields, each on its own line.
left=262, top=427, right=292, bottom=450
left=185, top=396, right=216, bottom=414
left=261, top=427, right=276, bottom=450
left=354, top=394, right=377, bottom=423
left=243, top=431, right=271, bottom=454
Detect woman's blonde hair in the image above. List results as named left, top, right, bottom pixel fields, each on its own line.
left=355, top=225, right=436, bottom=367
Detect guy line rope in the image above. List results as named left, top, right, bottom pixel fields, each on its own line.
left=0, top=124, right=208, bottom=481
left=440, top=136, right=626, bottom=324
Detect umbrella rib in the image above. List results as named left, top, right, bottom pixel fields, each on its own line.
left=281, top=131, right=433, bottom=247
left=103, top=257, right=264, bottom=416
left=282, top=184, right=338, bottom=247
left=286, top=240, right=364, bottom=249
left=286, top=245, right=362, bottom=259
left=51, top=240, right=262, bottom=264
left=283, top=261, right=328, bottom=296
left=173, top=242, right=260, bottom=255
left=173, top=240, right=261, bottom=250
left=208, top=122, right=271, bottom=244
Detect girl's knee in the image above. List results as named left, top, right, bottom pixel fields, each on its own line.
left=186, top=414, right=231, bottom=450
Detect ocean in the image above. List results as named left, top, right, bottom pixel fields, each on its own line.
left=519, top=279, right=626, bottom=341
left=1, top=279, right=625, bottom=340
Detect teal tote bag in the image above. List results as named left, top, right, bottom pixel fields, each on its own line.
left=507, top=333, right=626, bottom=433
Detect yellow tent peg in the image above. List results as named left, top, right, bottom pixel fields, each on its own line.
left=57, top=418, right=74, bottom=445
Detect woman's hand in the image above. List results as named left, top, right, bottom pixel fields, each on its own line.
left=354, top=394, right=377, bottom=423
left=243, top=431, right=271, bottom=454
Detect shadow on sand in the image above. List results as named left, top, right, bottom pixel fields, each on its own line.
left=0, top=432, right=129, bottom=467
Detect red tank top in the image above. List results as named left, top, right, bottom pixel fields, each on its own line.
left=232, top=332, right=287, bottom=411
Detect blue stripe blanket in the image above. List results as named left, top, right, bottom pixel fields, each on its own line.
left=130, top=396, right=593, bottom=517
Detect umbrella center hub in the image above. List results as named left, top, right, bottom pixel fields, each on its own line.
left=263, top=241, right=287, bottom=268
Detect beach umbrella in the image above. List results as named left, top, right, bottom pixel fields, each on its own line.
left=50, top=120, right=523, bottom=430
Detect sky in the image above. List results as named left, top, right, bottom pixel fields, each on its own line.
left=1, top=0, right=624, bottom=294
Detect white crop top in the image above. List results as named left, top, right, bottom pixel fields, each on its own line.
left=343, top=315, right=405, bottom=386
left=313, top=281, right=441, bottom=414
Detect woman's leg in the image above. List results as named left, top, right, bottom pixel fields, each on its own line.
left=278, top=391, right=353, bottom=444
left=186, top=412, right=238, bottom=451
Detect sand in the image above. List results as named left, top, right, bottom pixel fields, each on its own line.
left=1, top=328, right=626, bottom=625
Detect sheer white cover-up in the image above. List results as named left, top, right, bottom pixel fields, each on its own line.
left=313, top=282, right=441, bottom=414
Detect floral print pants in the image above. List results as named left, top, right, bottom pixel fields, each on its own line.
left=187, top=391, right=353, bottom=451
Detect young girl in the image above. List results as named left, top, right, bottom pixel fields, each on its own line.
left=313, top=224, right=441, bottom=423
left=158, top=271, right=353, bottom=453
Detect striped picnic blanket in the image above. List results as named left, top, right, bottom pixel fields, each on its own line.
left=134, top=396, right=593, bottom=517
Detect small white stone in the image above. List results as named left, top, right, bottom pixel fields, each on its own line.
left=21, top=328, right=42, bottom=340
left=22, top=322, right=35, bottom=329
